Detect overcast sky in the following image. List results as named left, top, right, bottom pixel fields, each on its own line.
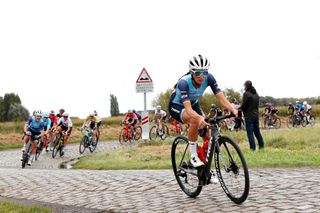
left=1, top=0, right=319, bottom=118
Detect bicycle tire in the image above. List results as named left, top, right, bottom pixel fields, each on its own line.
left=287, top=117, right=293, bottom=128
left=301, top=117, right=308, bottom=127
left=134, top=126, right=142, bottom=140
left=171, top=136, right=202, bottom=198
left=35, top=141, right=44, bottom=161
left=309, top=116, right=315, bottom=126
left=79, top=136, right=88, bottom=154
left=119, top=129, right=128, bottom=145
left=21, top=153, right=28, bottom=168
left=215, top=136, right=250, bottom=204
left=89, top=138, right=98, bottom=152
left=52, top=135, right=61, bottom=158
left=160, top=125, right=169, bottom=140
left=274, top=118, right=281, bottom=129
left=149, top=126, right=158, bottom=140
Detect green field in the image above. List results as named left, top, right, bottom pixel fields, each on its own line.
left=74, top=126, right=320, bottom=169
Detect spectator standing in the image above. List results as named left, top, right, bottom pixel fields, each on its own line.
left=239, top=80, right=264, bottom=151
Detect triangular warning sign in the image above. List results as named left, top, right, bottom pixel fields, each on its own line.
left=136, top=68, right=153, bottom=83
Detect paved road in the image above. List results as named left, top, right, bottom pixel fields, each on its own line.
left=0, top=141, right=320, bottom=212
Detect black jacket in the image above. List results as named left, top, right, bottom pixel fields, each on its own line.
left=239, top=87, right=260, bottom=120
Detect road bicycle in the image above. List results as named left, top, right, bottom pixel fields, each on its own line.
left=168, top=120, right=188, bottom=137
left=262, top=114, right=281, bottom=129
left=21, top=132, right=40, bottom=168
left=79, top=127, right=99, bottom=154
left=51, top=131, right=65, bottom=158
left=149, top=120, right=169, bottom=140
left=119, top=122, right=142, bottom=145
left=171, top=113, right=250, bottom=204
left=35, top=135, right=46, bottom=160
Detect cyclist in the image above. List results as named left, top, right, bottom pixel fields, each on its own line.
left=54, top=112, right=73, bottom=156
left=122, top=110, right=138, bottom=138
left=295, top=101, right=304, bottom=118
left=207, top=104, right=222, bottom=118
left=80, top=112, right=99, bottom=146
left=132, top=109, right=142, bottom=124
left=93, top=110, right=102, bottom=137
left=287, top=102, right=295, bottom=116
left=303, top=101, right=313, bottom=122
left=21, top=110, right=45, bottom=165
left=153, top=105, right=168, bottom=135
left=42, top=112, right=52, bottom=152
left=56, top=108, right=65, bottom=118
left=169, top=54, right=237, bottom=167
left=48, top=110, right=58, bottom=150
left=270, top=103, right=280, bottom=121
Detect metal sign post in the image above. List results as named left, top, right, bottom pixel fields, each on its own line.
left=136, top=68, right=154, bottom=140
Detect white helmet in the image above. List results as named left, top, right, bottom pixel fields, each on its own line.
left=93, top=110, right=98, bottom=116
left=303, top=101, right=307, bottom=105
left=156, top=105, right=161, bottom=110
left=62, top=112, right=69, bottom=117
left=189, top=54, right=210, bottom=71
left=89, top=112, right=95, bottom=116
left=35, top=110, right=42, bottom=117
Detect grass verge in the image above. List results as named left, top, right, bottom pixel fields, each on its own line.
left=73, top=127, right=320, bottom=169
left=0, top=200, right=52, bottom=213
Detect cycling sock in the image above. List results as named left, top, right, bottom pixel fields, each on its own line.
left=188, top=141, right=198, bottom=157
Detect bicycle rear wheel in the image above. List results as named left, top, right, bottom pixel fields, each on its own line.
left=171, top=136, right=202, bottom=198
left=309, top=116, right=315, bottom=126
left=215, top=136, right=249, bottom=204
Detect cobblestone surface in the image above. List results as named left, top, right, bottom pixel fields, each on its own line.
left=0, top=141, right=320, bottom=212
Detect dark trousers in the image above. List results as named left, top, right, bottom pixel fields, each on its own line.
left=245, top=117, right=264, bottom=150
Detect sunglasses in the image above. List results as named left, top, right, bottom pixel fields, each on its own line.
left=191, top=70, right=208, bottom=77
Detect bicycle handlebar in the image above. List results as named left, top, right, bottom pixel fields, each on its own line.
left=207, top=110, right=242, bottom=125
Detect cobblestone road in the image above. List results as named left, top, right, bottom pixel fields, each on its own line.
left=0, top=141, right=320, bottom=212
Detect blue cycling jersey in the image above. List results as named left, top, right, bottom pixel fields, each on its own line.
left=27, top=117, right=45, bottom=134
left=43, top=118, right=51, bottom=129
left=172, top=73, right=221, bottom=106
left=295, top=103, right=304, bottom=111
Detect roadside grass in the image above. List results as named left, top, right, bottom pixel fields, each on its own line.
left=74, top=127, right=320, bottom=169
left=0, top=200, right=52, bottom=213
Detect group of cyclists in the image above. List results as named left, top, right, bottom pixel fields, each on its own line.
left=21, top=109, right=101, bottom=166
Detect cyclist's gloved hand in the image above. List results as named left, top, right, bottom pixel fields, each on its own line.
left=64, top=131, right=69, bottom=136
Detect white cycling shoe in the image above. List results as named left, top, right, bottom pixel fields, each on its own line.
left=190, top=155, right=204, bottom=167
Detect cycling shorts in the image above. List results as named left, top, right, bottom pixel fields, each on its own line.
left=169, top=94, right=204, bottom=123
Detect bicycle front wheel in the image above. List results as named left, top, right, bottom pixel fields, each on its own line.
left=215, top=136, right=250, bottom=204
left=274, top=118, right=281, bottom=129
left=171, top=136, right=202, bottom=198
left=149, top=126, right=158, bottom=140
left=52, top=136, right=61, bottom=158
left=134, top=126, right=142, bottom=140
left=79, top=136, right=88, bottom=154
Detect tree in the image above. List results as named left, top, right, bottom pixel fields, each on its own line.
left=224, top=88, right=241, bottom=103
left=151, top=88, right=173, bottom=112
left=110, top=94, right=120, bottom=116
left=0, top=93, right=28, bottom=121
left=7, top=104, right=29, bottom=121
